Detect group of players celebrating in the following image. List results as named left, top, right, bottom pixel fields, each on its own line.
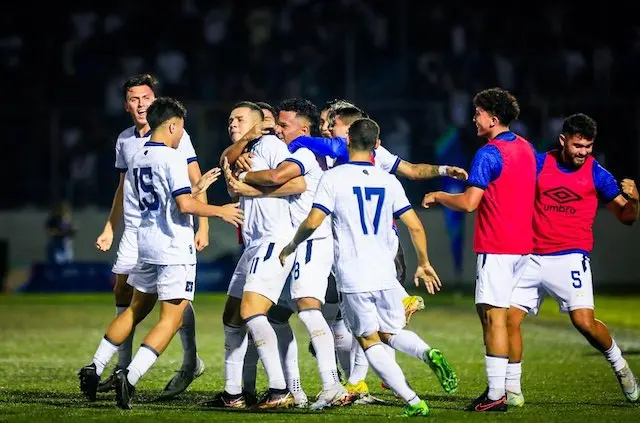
left=77, top=73, right=639, bottom=417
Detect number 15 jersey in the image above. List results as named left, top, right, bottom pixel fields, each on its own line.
left=125, top=141, right=196, bottom=265
left=311, top=161, right=412, bottom=293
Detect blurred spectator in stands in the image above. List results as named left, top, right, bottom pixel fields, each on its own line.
left=46, top=201, right=76, bottom=264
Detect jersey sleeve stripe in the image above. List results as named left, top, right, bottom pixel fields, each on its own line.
left=186, top=156, right=198, bottom=164
left=312, top=203, right=332, bottom=215
left=172, top=187, right=192, bottom=197
left=282, top=158, right=306, bottom=175
left=390, top=157, right=401, bottom=174
left=393, top=204, right=412, bottom=219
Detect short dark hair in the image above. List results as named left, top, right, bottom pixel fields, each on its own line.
left=146, top=97, right=187, bottom=130
left=348, top=118, right=380, bottom=151
left=562, top=113, right=597, bottom=140
left=333, top=106, right=368, bottom=126
left=473, top=88, right=520, bottom=126
left=322, top=99, right=355, bottom=112
left=279, top=98, right=319, bottom=133
left=122, top=73, right=158, bottom=100
left=255, top=101, right=278, bottom=120
left=232, top=101, right=264, bottom=121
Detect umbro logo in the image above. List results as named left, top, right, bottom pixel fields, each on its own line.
left=542, top=187, right=582, bottom=204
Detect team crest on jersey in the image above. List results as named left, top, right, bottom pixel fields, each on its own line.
left=363, top=169, right=369, bottom=175
left=542, top=186, right=581, bottom=215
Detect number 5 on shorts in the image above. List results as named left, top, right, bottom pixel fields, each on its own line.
left=570, top=270, right=582, bottom=288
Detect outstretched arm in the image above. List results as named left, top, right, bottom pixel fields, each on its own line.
left=396, top=160, right=468, bottom=181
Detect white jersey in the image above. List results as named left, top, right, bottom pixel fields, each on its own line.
left=241, top=134, right=295, bottom=248
left=373, top=144, right=401, bottom=173
left=287, top=147, right=331, bottom=239
left=312, top=162, right=412, bottom=293
left=126, top=141, right=196, bottom=265
left=115, top=125, right=197, bottom=230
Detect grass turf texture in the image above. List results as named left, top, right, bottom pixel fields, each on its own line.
left=1, top=292, right=639, bottom=421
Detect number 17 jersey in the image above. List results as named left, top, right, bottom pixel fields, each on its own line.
left=311, top=161, right=412, bottom=293
left=126, top=141, right=196, bottom=265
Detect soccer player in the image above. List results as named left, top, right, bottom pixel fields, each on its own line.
left=79, top=97, right=243, bottom=409
left=507, top=113, right=640, bottom=406
left=94, top=74, right=209, bottom=399
left=208, top=101, right=307, bottom=410
left=423, top=88, right=536, bottom=412
left=236, top=98, right=351, bottom=409
left=280, top=118, right=443, bottom=417
left=256, top=101, right=278, bottom=128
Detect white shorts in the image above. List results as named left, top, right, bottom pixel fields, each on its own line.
left=290, top=237, right=334, bottom=304
left=511, top=253, right=594, bottom=315
left=132, top=262, right=196, bottom=301
left=112, top=229, right=138, bottom=275
left=341, top=287, right=406, bottom=337
left=227, top=241, right=295, bottom=304
left=475, top=253, right=529, bottom=308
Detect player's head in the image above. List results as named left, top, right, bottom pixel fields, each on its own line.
left=330, top=106, right=368, bottom=138
left=277, top=98, right=319, bottom=144
left=320, top=99, right=355, bottom=137
left=255, top=101, right=278, bottom=128
left=346, top=118, right=380, bottom=153
left=147, top=97, right=187, bottom=148
left=472, top=88, right=520, bottom=138
left=123, top=73, right=158, bottom=128
left=559, top=113, right=597, bottom=168
left=228, top=101, right=264, bottom=143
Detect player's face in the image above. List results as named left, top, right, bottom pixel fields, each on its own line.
left=228, top=107, right=257, bottom=143
left=473, top=107, right=497, bottom=138
left=262, top=108, right=276, bottom=128
left=277, top=111, right=307, bottom=144
left=125, top=85, right=155, bottom=127
left=330, top=116, right=350, bottom=138
left=560, top=134, right=594, bottom=168
left=319, top=109, right=331, bottom=138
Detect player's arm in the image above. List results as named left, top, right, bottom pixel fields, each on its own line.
left=229, top=176, right=307, bottom=198
left=241, top=159, right=303, bottom=186
left=279, top=207, right=327, bottom=264
left=187, top=161, right=211, bottom=250
left=219, top=123, right=268, bottom=167
left=288, top=135, right=348, bottom=159
left=174, top=193, right=243, bottom=227
left=424, top=187, right=485, bottom=213
left=606, top=179, right=639, bottom=225
left=96, top=172, right=125, bottom=251
left=395, top=160, right=468, bottom=181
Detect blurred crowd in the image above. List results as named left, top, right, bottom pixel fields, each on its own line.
left=1, top=0, right=639, bottom=208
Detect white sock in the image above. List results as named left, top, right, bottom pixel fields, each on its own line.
left=179, top=302, right=197, bottom=371
left=505, top=362, right=522, bottom=394
left=383, top=343, right=397, bottom=361
left=331, top=318, right=353, bottom=378
left=605, top=339, right=627, bottom=373
left=365, top=343, right=420, bottom=405
left=243, top=336, right=259, bottom=395
left=388, top=330, right=430, bottom=360
left=126, top=344, right=159, bottom=386
left=224, top=324, right=248, bottom=395
left=348, top=338, right=369, bottom=385
left=486, top=355, right=508, bottom=400
left=116, top=306, right=134, bottom=369
left=92, top=336, right=119, bottom=376
left=272, top=321, right=302, bottom=394
left=246, top=315, right=286, bottom=390
left=299, top=309, right=340, bottom=390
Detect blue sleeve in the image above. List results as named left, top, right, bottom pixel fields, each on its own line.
left=535, top=153, right=546, bottom=176
left=467, top=145, right=502, bottom=189
left=592, top=161, right=620, bottom=203
left=288, top=136, right=348, bottom=161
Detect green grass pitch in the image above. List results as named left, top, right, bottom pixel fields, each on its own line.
left=1, top=292, right=639, bottom=422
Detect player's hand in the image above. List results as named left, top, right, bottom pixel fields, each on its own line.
left=96, top=229, right=113, bottom=252
left=447, top=166, right=468, bottom=181
left=218, top=202, right=244, bottom=228
left=235, top=153, right=253, bottom=174
left=621, top=178, right=639, bottom=201
left=194, top=227, right=209, bottom=251
left=422, top=192, right=439, bottom=208
left=193, top=168, right=221, bottom=196
left=279, top=243, right=296, bottom=266
left=414, top=262, right=442, bottom=295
